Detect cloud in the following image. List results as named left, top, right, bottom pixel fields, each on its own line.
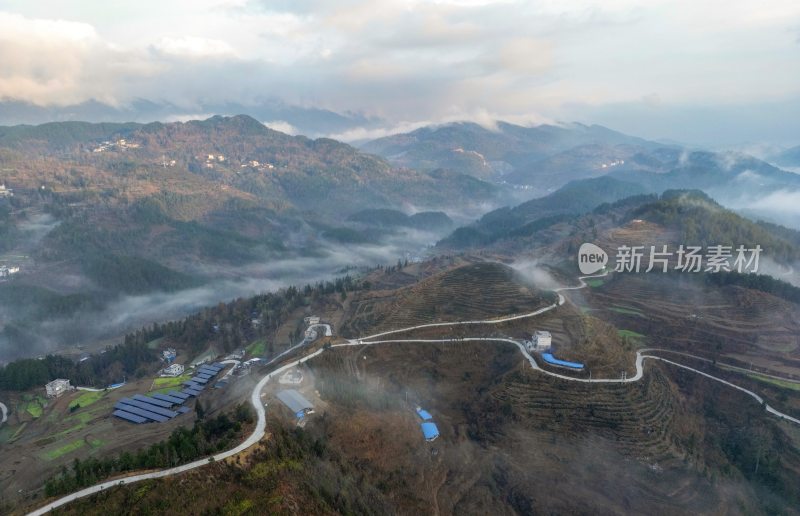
left=263, top=120, right=299, bottom=135
left=0, top=1, right=798, bottom=144
left=153, top=36, right=238, bottom=58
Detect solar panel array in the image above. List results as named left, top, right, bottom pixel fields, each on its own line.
left=112, top=362, right=226, bottom=424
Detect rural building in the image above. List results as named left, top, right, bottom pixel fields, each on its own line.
left=161, top=363, right=185, bottom=377
left=420, top=422, right=440, bottom=442
left=162, top=348, right=177, bottom=363
left=541, top=353, right=584, bottom=370
left=45, top=378, right=73, bottom=398
left=0, top=184, right=12, bottom=197
left=276, top=389, right=314, bottom=418
left=527, top=330, right=552, bottom=352
left=415, top=407, right=433, bottom=421
left=304, top=316, right=320, bottom=325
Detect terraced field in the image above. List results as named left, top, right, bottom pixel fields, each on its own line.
left=499, top=367, right=678, bottom=462
left=342, top=262, right=553, bottom=337
left=586, top=274, right=800, bottom=372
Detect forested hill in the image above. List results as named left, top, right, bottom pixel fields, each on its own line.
left=630, top=190, right=800, bottom=263
left=438, top=176, right=646, bottom=248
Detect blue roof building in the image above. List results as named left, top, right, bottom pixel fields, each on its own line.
left=420, top=422, right=440, bottom=442
left=416, top=407, right=433, bottom=421
left=542, top=352, right=584, bottom=370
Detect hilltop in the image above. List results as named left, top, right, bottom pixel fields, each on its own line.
left=0, top=115, right=504, bottom=360
left=361, top=121, right=658, bottom=186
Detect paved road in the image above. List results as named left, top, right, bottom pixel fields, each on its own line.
left=27, top=349, right=325, bottom=516
left=0, top=401, right=7, bottom=426
left=335, top=338, right=800, bottom=424
left=264, top=323, right=333, bottom=367
left=28, top=269, right=799, bottom=513
left=353, top=273, right=606, bottom=343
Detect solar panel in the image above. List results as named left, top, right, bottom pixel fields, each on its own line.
left=183, top=388, right=202, bottom=396
left=198, top=366, right=219, bottom=374
left=176, top=406, right=191, bottom=414
left=132, top=394, right=173, bottom=408
left=190, top=376, right=209, bottom=384
left=196, top=373, right=213, bottom=380
left=113, top=403, right=168, bottom=422
left=118, top=398, right=178, bottom=418
left=184, top=382, right=205, bottom=390
left=169, top=390, right=190, bottom=399
left=151, top=393, right=185, bottom=405
left=113, top=410, right=147, bottom=424
left=212, top=362, right=225, bottom=369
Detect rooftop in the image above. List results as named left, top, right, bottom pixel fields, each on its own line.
left=276, top=389, right=314, bottom=414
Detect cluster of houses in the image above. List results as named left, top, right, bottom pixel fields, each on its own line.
left=0, top=184, right=13, bottom=197
left=199, top=153, right=276, bottom=171
left=600, top=159, right=625, bottom=169
left=240, top=160, right=275, bottom=170
left=92, top=139, right=140, bottom=153
left=204, top=154, right=225, bottom=169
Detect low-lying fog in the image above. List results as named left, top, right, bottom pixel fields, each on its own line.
left=0, top=225, right=442, bottom=362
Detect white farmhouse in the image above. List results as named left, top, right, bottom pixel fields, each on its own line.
left=526, top=330, right=552, bottom=353
left=161, top=363, right=184, bottom=377
left=45, top=378, right=73, bottom=398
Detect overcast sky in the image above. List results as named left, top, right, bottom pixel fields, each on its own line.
left=0, top=0, right=798, bottom=146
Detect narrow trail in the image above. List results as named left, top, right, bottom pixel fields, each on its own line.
left=27, top=270, right=800, bottom=514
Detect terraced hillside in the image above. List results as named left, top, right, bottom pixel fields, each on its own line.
left=296, top=341, right=790, bottom=514
left=340, top=262, right=554, bottom=337
left=584, top=273, right=800, bottom=372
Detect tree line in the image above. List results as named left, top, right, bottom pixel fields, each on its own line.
left=43, top=404, right=254, bottom=498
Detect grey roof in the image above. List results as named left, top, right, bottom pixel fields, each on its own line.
left=276, top=389, right=313, bottom=413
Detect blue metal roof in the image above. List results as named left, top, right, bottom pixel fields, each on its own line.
left=420, top=422, right=439, bottom=441
left=113, top=410, right=147, bottom=424
left=416, top=407, right=433, bottom=421
left=541, top=353, right=584, bottom=370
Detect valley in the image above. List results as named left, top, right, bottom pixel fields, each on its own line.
left=5, top=253, right=800, bottom=514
